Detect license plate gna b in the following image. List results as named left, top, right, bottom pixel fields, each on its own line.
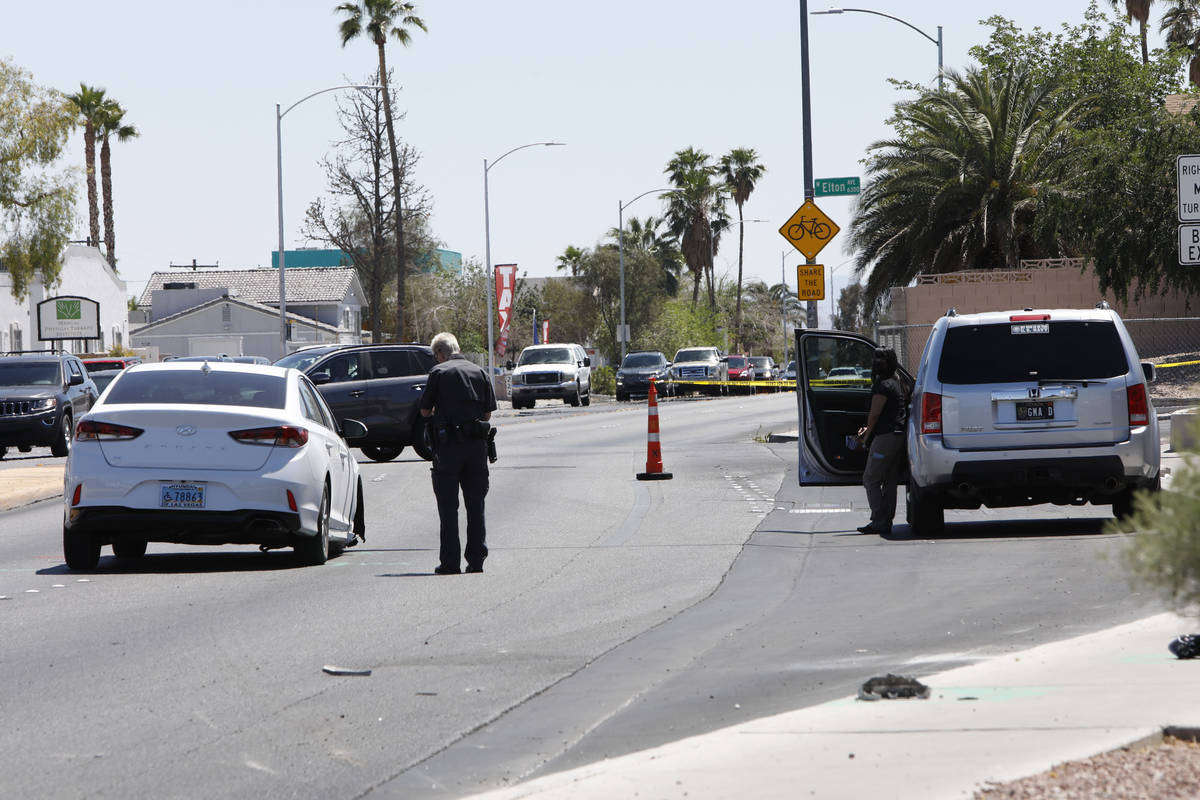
left=1016, top=401, right=1054, bottom=421
left=160, top=482, right=205, bottom=509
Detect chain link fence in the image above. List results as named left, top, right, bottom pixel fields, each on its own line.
left=875, top=318, right=1200, bottom=406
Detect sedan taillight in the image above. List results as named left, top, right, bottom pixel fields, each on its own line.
left=1127, top=383, right=1149, bottom=426
left=921, top=392, right=943, bottom=434
left=228, top=425, right=308, bottom=448
left=76, top=420, right=143, bottom=441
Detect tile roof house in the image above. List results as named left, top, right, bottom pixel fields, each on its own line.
left=134, top=267, right=365, bottom=361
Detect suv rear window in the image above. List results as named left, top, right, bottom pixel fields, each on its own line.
left=104, top=371, right=287, bottom=408
left=0, top=362, right=61, bottom=386
left=937, top=321, right=1128, bottom=383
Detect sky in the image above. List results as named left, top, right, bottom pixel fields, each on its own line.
left=2, top=0, right=1171, bottom=328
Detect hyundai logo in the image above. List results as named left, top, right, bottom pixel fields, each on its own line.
left=176, top=425, right=197, bottom=437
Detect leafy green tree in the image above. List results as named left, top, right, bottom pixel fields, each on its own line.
left=719, top=147, right=766, bottom=351
left=65, top=83, right=105, bottom=248
left=574, top=243, right=669, bottom=364
left=848, top=65, right=1086, bottom=311
left=336, top=0, right=427, bottom=342
left=95, top=99, right=137, bottom=268
left=607, top=215, right=684, bottom=296
left=638, top=298, right=721, bottom=361
left=1, top=60, right=77, bottom=298
left=540, top=276, right=598, bottom=347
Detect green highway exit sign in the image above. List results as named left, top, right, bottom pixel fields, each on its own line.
left=814, top=177, right=861, bottom=197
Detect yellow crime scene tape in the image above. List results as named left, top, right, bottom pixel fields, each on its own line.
left=662, top=379, right=796, bottom=388
left=1155, top=359, right=1200, bottom=369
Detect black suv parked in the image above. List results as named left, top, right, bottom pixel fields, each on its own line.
left=274, top=343, right=436, bottom=462
left=0, top=352, right=98, bottom=458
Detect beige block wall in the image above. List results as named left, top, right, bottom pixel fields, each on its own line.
left=897, top=265, right=1200, bottom=325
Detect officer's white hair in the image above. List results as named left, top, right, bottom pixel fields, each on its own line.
left=431, top=332, right=461, bottom=358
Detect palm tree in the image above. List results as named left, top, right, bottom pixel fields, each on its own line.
left=1161, top=0, right=1200, bottom=86
left=555, top=245, right=586, bottom=276
left=720, top=148, right=766, bottom=351
left=848, top=66, right=1086, bottom=312
left=95, top=100, right=138, bottom=268
left=337, top=0, right=427, bottom=341
left=606, top=215, right=683, bottom=295
left=664, top=148, right=722, bottom=308
left=65, top=84, right=107, bottom=248
left=1112, top=0, right=1155, bottom=63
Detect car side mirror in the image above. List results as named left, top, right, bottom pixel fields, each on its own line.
left=68, top=373, right=84, bottom=386
left=341, top=418, right=368, bottom=442
left=505, top=360, right=515, bottom=370
left=1141, top=362, right=1156, bottom=383
left=583, top=357, right=591, bottom=367
left=310, top=371, right=332, bottom=385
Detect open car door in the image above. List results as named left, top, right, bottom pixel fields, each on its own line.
left=795, top=329, right=913, bottom=486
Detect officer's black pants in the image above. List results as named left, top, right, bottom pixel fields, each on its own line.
left=431, top=440, right=489, bottom=569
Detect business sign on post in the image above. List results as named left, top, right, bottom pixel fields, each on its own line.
left=796, top=265, right=825, bottom=301
left=36, top=296, right=100, bottom=341
left=495, top=264, right=518, bottom=358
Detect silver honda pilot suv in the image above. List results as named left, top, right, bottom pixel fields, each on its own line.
left=906, top=306, right=1160, bottom=535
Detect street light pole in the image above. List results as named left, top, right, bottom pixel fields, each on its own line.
left=618, top=188, right=672, bottom=361
left=276, top=84, right=381, bottom=357
left=483, top=141, right=565, bottom=378
left=812, top=7, right=943, bottom=91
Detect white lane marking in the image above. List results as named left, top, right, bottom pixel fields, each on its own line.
left=243, top=759, right=278, bottom=775
left=24, top=589, right=38, bottom=593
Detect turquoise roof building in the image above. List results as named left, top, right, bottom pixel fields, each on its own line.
left=272, top=248, right=462, bottom=275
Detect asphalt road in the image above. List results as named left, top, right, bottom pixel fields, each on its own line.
left=0, top=392, right=1169, bottom=799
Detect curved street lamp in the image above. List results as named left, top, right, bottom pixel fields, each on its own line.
left=617, top=188, right=672, bottom=361
left=812, top=8, right=943, bottom=92
left=276, top=84, right=382, bottom=356
left=484, top=141, right=565, bottom=378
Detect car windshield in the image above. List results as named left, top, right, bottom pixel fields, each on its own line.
left=103, top=370, right=287, bottom=408
left=622, top=354, right=663, bottom=368
left=273, top=349, right=340, bottom=371
left=0, top=362, right=61, bottom=386
left=519, top=348, right=573, bottom=366
left=674, top=349, right=715, bottom=363
left=750, top=357, right=770, bottom=367
left=727, top=356, right=748, bottom=368
left=938, top=320, right=1128, bottom=383
left=786, top=361, right=796, bottom=371
left=84, top=360, right=127, bottom=371
left=89, top=371, right=121, bottom=393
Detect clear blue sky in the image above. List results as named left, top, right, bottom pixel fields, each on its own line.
left=3, top=1, right=1169, bottom=326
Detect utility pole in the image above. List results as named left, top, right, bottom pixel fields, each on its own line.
left=800, top=0, right=818, bottom=329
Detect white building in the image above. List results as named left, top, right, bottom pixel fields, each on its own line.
left=133, top=267, right=365, bottom=362
left=0, top=244, right=129, bottom=354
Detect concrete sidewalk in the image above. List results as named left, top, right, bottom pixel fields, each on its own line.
left=462, top=613, right=1199, bottom=800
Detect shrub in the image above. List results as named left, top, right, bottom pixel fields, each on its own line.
left=591, top=365, right=615, bottom=395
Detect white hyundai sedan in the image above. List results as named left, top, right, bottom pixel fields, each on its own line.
left=62, top=361, right=367, bottom=570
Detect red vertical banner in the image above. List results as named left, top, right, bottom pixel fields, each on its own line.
left=495, top=263, right=517, bottom=359
left=541, top=319, right=550, bottom=344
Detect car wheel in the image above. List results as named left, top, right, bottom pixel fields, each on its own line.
left=568, top=384, right=581, bottom=407
left=616, top=391, right=628, bottom=403
left=50, top=413, right=72, bottom=458
left=581, top=386, right=591, bottom=406
left=353, top=479, right=366, bottom=541
left=906, top=486, right=944, bottom=537
left=0, top=446, right=5, bottom=460
left=296, top=486, right=330, bottom=566
left=113, top=538, right=148, bottom=559
left=1112, top=489, right=1137, bottom=521
left=411, top=417, right=434, bottom=461
left=63, top=526, right=100, bottom=570
left=361, top=445, right=403, bottom=462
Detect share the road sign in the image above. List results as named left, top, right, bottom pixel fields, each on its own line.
left=796, top=264, right=825, bottom=301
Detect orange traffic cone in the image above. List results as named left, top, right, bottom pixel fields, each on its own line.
left=637, top=378, right=673, bottom=481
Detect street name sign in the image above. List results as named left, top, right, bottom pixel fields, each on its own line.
left=814, top=177, right=861, bottom=197
left=779, top=200, right=839, bottom=260
left=796, top=264, right=825, bottom=301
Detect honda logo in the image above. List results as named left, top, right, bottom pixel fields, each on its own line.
left=1028, top=388, right=1040, bottom=399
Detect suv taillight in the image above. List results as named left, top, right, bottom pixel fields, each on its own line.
left=1127, top=383, right=1149, bottom=426
left=921, top=392, right=942, bottom=434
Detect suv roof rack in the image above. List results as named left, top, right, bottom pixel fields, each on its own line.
left=1095, top=300, right=1111, bottom=310
left=4, top=349, right=67, bottom=356
left=945, top=308, right=957, bottom=317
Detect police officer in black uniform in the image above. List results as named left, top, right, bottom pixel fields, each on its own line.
left=420, top=332, right=498, bottom=574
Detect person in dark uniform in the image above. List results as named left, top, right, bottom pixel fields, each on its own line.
left=419, top=332, right=498, bottom=574
left=853, top=347, right=908, bottom=536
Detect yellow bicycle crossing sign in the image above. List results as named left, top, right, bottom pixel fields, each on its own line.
left=779, top=199, right=839, bottom=260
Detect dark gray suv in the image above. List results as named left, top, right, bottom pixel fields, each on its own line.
left=0, top=352, right=98, bottom=458
left=274, top=344, right=435, bottom=462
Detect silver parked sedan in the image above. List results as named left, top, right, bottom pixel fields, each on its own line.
left=62, top=362, right=367, bottom=569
